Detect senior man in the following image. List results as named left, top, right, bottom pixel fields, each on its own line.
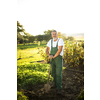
left=46, top=30, right=64, bottom=94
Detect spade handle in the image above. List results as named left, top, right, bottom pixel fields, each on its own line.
left=47, top=59, right=52, bottom=84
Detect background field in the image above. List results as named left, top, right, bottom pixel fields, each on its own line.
left=17, top=43, right=46, bottom=66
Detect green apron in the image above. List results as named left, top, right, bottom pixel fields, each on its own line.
left=50, top=38, right=63, bottom=90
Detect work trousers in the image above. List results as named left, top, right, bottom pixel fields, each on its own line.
left=51, top=55, right=63, bottom=90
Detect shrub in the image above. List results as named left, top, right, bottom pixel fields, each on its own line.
left=17, top=91, right=28, bottom=100
left=63, top=40, right=84, bottom=67
left=38, top=47, right=50, bottom=63
left=17, top=63, right=53, bottom=89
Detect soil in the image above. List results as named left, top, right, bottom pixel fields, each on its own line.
left=18, top=60, right=84, bottom=100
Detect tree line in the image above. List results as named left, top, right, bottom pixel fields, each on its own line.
left=17, top=21, right=75, bottom=44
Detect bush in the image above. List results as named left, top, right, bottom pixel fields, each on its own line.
left=81, top=42, right=84, bottom=49
left=17, top=63, right=53, bottom=89
left=17, top=91, right=28, bottom=100
left=38, top=47, right=50, bottom=63
left=63, top=40, right=84, bottom=67
left=19, top=39, right=24, bottom=44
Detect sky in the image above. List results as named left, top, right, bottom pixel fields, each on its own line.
left=17, top=0, right=85, bottom=36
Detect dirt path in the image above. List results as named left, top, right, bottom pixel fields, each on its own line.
left=20, top=61, right=84, bottom=100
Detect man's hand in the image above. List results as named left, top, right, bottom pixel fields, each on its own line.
left=49, top=55, right=54, bottom=59
left=53, top=46, right=63, bottom=59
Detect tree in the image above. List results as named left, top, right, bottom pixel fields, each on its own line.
left=17, top=21, right=25, bottom=42
left=17, top=21, right=35, bottom=44
left=28, top=36, right=35, bottom=43
left=66, top=36, right=75, bottom=41
left=42, top=34, right=51, bottom=43
left=23, top=33, right=34, bottom=43
left=24, top=32, right=32, bottom=37
left=35, top=35, right=44, bottom=43
left=58, top=32, right=62, bottom=38
left=17, top=21, right=25, bottom=34
left=43, top=29, right=54, bottom=41
left=58, top=32, right=67, bottom=41
left=44, top=29, right=53, bottom=35
left=19, top=38, right=24, bottom=44
left=61, top=33, right=67, bottom=41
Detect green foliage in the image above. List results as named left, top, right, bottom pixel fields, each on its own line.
left=35, top=35, right=44, bottom=42
left=28, top=36, right=35, bottom=43
left=17, top=21, right=35, bottom=44
left=58, top=32, right=62, bottom=38
left=61, top=33, right=67, bottom=41
left=43, top=29, right=53, bottom=41
left=44, top=29, right=53, bottom=35
left=17, top=21, right=25, bottom=34
left=43, top=34, right=51, bottom=42
left=17, top=21, right=25, bottom=42
left=38, top=47, right=50, bottom=63
left=63, top=40, right=84, bottom=67
left=24, top=32, right=32, bottom=36
left=66, top=36, right=75, bottom=41
left=76, top=90, right=84, bottom=100
left=81, top=41, right=84, bottom=49
left=43, top=30, right=67, bottom=42
left=17, top=43, right=53, bottom=90
left=17, top=63, right=53, bottom=89
left=17, top=43, right=46, bottom=50
left=17, top=91, right=28, bottom=100
left=19, top=38, right=24, bottom=44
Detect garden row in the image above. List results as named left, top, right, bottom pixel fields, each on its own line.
left=17, top=63, right=53, bottom=90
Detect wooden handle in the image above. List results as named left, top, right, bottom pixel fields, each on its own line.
left=47, top=60, right=52, bottom=84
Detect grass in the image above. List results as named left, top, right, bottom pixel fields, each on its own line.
left=17, top=91, right=28, bottom=100
left=17, top=43, right=46, bottom=50
left=17, top=63, right=53, bottom=89
left=17, top=43, right=46, bottom=66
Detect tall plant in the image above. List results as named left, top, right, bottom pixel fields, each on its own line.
left=63, top=40, right=84, bottom=67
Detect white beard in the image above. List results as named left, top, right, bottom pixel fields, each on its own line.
left=53, top=37, right=57, bottom=40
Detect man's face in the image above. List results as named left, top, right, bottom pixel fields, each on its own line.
left=52, top=32, right=58, bottom=39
